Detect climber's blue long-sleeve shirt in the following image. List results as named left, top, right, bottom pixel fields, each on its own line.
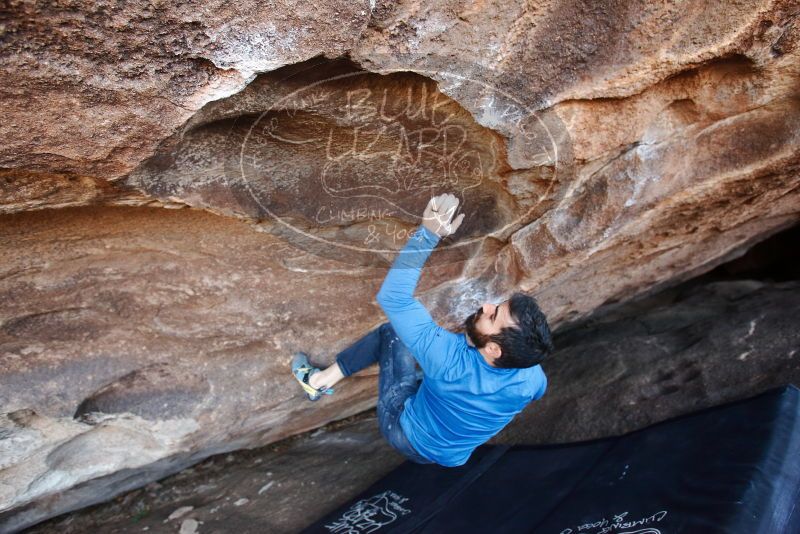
left=376, top=225, right=547, bottom=467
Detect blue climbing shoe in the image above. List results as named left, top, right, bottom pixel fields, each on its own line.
left=291, top=352, right=334, bottom=402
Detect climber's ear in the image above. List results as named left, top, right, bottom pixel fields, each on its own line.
left=486, top=340, right=502, bottom=360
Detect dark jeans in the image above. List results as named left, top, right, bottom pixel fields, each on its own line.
left=336, top=322, right=433, bottom=464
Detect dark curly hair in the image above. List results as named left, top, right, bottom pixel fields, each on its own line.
left=466, top=292, right=554, bottom=368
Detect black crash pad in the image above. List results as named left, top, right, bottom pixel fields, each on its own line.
left=305, top=385, right=800, bottom=534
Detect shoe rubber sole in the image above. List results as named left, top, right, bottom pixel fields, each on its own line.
left=291, top=353, right=333, bottom=401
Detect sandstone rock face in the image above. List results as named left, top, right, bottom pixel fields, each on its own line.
left=1, top=0, right=370, bottom=180
left=1, top=0, right=799, bottom=530
left=0, top=206, right=392, bottom=532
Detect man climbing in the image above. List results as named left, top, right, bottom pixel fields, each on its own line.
left=291, top=193, right=553, bottom=467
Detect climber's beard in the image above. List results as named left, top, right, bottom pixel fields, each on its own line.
left=463, top=307, right=491, bottom=349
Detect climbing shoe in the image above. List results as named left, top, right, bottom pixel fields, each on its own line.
left=291, top=352, right=334, bottom=402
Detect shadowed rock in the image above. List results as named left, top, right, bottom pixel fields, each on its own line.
left=74, top=364, right=211, bottom=421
